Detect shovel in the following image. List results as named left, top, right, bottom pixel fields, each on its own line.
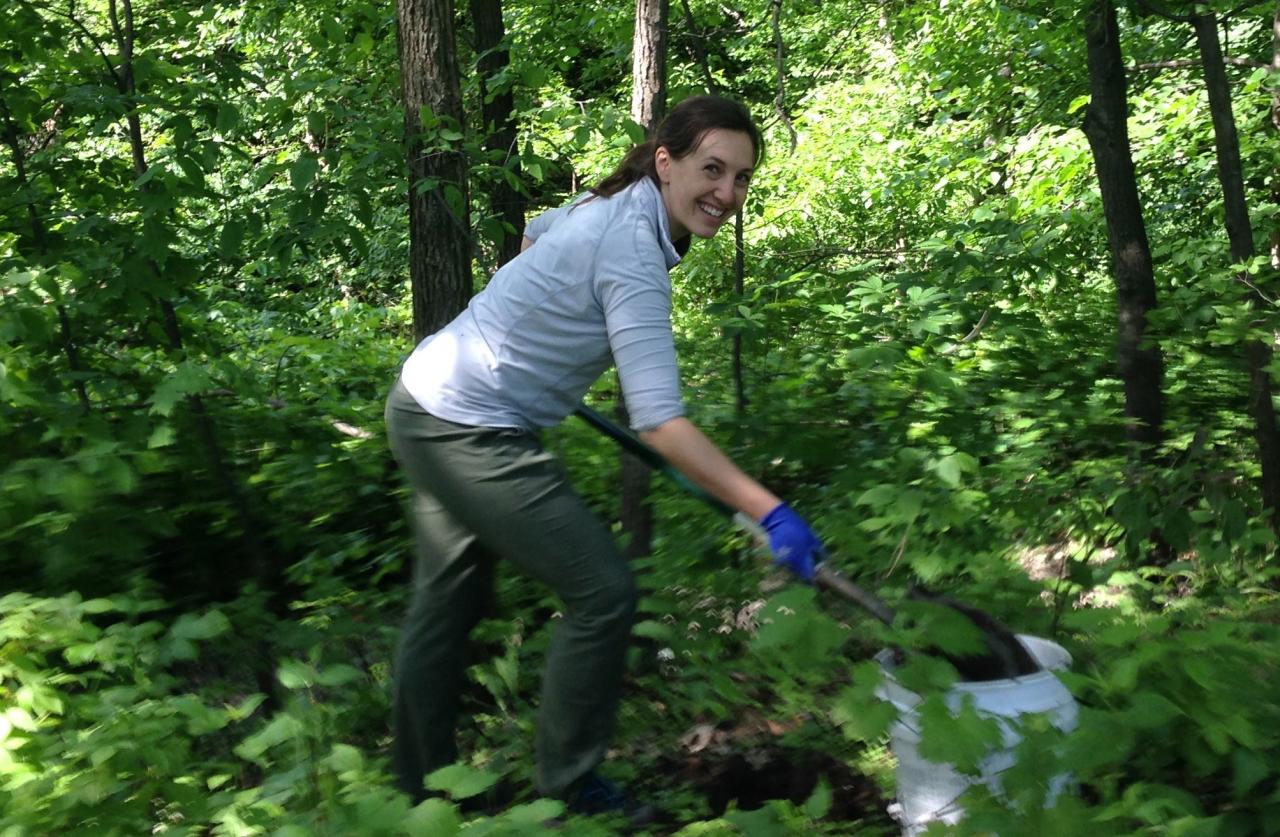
left=574, top=404, right=1039, bottom=681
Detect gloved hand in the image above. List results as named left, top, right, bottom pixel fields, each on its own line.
left=760, top=502, right=825, bottom=582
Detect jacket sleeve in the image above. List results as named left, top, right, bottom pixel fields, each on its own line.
left=594, top=221, right=685, bottom=432
left=524, top=195, right=591, bottom=243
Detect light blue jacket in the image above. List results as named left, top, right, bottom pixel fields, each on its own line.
left=400, top=177, right=686, bottom=432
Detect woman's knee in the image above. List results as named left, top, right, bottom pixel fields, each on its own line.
left=577, top=568, right=637, bottom=626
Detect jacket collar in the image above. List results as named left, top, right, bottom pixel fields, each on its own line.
left=635, top=177, right=683, bottom=269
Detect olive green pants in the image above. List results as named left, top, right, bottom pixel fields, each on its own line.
left=384, top=378, right=636, bottom=801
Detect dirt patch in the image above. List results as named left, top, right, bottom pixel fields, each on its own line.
left=676, top=746, right=890, bottom=821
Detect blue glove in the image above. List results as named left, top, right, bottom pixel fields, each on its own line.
left=761, top=502, right=825, bottom=582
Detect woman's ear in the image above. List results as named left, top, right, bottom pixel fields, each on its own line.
left=654, top=146, right=672, bottom=184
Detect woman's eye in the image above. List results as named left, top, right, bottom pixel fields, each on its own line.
left=704, top=164, right=721, bottom=175
left=735, top=174, right=752, bottom=186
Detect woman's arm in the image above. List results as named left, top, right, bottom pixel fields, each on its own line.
left=639, top=416, right=780, bottom=521
left=640, top=416, right=824, bottom=581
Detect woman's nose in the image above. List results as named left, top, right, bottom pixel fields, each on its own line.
left=715, top=179, right=737, bottom=206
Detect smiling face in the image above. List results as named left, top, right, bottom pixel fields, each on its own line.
left=654, top=128, right=756, bottom=241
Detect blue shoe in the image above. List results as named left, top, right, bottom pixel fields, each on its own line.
left=565, top=772, right=660, bottom=827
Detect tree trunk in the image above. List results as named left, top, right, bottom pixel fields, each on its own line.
left=770, top=0, right=797, bottom=152
left=107, top=0, right=270, bottom=593
left=1081, top=0, right=1165, bottom=452
left=631, top=0, right=668, bottom=129
left=468, top=0, right=524, bottom=268
left=618, top=0, right=670, bottom=560
left=1192, top=10, right=1280, bottom=530
left=733, top=209, right=747, bottom=415
left=398, top=0, right=472, bottom=340
left=1272, top=4, right=1279, bottom=272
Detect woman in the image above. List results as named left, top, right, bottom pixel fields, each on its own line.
left=384, top=95, right=824, bottom=820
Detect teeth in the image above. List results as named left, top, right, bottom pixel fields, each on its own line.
left=699, top=202, right=724, bottom=218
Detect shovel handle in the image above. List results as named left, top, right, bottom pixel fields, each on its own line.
left=573, top=404, right=737, bottom=517
left=735, top=513, right=898, bottom=627
left=814, top=565, right=897, bottom=626
left=574, top=403, right=898, bottom=627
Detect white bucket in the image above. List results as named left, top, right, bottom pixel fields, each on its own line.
left=876, top=635, right=1078, bottom=835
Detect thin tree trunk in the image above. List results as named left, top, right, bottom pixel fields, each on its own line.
left=770, top=0, right=797, bottom=152
left=1192, top=10, right=1280, bottom=530
left=618, top=0, right=670, bottom=560
left=677, top=0, right=717, bottom=92
left=468, top=0, right=524, bottom=267
left=0, top=95, right=91, bottom=412
left=107, top=0, right=270, bottom=588
left=631, top=0, right=668, bottom=129
left=1081, top=0, right=1165, bottom=452
left=733, top=210, right=747, bottom=415
left=398, top=0, right=472, bottom=340
left=1272, top=3, right=1279, bottom=272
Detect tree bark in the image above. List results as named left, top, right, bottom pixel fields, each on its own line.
left=1081, top=0, right=1165, bottom=452
left=398, top=0, right=472, bottom=340
left=618, top=0, right=670, bottom=560
left=468, top=0, right=524, bottom=268
left=1192, top=10, right=1280, bottom=529
left=1272, top=3, right=1279, bottom=273
left=631, top=0, right=669, bottom=129
left=733, top=209, right=747, bottom=415
left=771, top=0, right=798, bottom=152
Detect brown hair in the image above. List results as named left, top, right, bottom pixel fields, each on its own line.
left=591, top=95, right=763, bottom=199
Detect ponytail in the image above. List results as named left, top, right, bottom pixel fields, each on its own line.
left=590, top=140, right=658, bottom=198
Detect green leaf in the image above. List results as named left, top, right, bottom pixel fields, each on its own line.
left=502, top=798, right=564, bottom=823
left=1111, top=490, right=1151, bottom=538
left=1124, top=691, right=1183, bottom=729
left=916, top=694, right=1003, bottom=775
left=215, top=103, right=240, bottom=132
left=315, top=663, right=362, bottom=687
left=278, top=658, right=318, bottom=690
left=325, top=743, right=364, bottom=774
left=803, top=775, right=833, bottom=819
left=290, top=155, right=319, bottom=190
left=936, top=455, right=963, bottom=486
left=219, top=219, right=246, bottom=257
left=235, top=712, right=305, bottom=763
left=725, top=801, right=790, bottom=837
left=402, top=798, right=461, bottom=836
left=148, top=423, right=177, bottom=448
left=64, top=642, right=100, bottom=665
left=632, top=619, right=675, bottom=642
left=492, top=647, right=518, bottom=695
left=751, top=587, right=847, bottom=667
left=5, top=707, right=37, bottom=733
left=1063, top=708, right=1134, bottom=773
left=150, top=362, right=214, bottom=416
left=833, top=694, right=897, bottom=742
left=80, top=598, right=119, bottom=614
left=227, top=693, right=266, bottom=721
left=1232, top=749, right=1270, bottom=799
left=896, top=599, right=988, bottom=659
left=177, top=155, right=205, bottom=186
left=854, top=484, right=898, bottom=508
left=169, top=609, right=231, bottom=642
left=425, top=763, right=499, bottom=800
